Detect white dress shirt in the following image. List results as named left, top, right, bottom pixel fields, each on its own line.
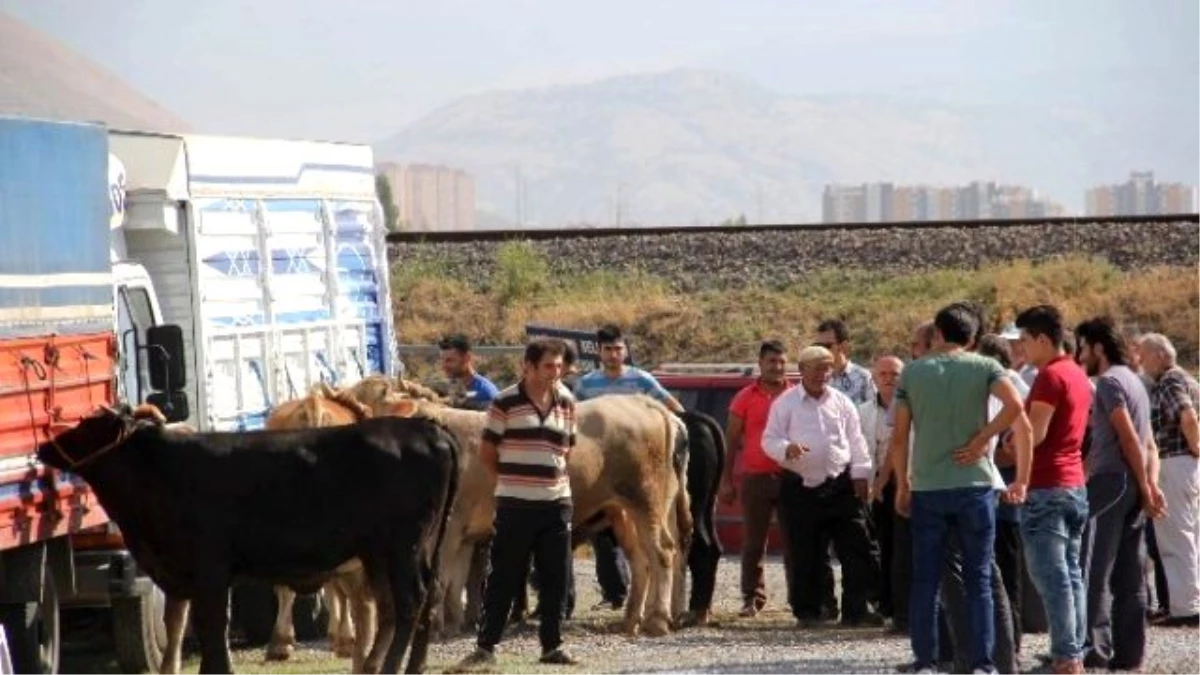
left=763, top=384, right=873, bottom=486
left=858, top=397, right=892, bottom=481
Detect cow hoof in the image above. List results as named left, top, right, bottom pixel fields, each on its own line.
left=644, top=615, right=671, bottom=637
left=619, top=620, right=640, bottom=637
left=335, top=643, right=355, bottom=658
left=265, top=643, right=294, bottom=661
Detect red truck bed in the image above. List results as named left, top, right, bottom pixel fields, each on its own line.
left=0, top=331, right=115, bottom=549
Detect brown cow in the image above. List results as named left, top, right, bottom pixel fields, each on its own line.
left=373, top=386, right=689, bottom=637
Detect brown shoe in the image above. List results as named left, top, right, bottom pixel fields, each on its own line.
left=739, top=603, right=759, bottom=618
left=1051, top=658, right=1083, bottom=674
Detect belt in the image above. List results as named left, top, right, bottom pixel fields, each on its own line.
left=782, top=466, right=851, bottom=489
left=1159, top=448, right=1196, bottom=460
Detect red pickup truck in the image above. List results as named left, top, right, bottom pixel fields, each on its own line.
left=651, top=364, right=799, bottom=557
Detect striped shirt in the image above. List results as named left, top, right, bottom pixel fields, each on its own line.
left=482, top=382, right=576, bottom=504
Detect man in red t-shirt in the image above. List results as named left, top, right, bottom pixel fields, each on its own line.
left=719, top=340, right=793, bottom=617
left=1016, top=305, right=1094, bottom=675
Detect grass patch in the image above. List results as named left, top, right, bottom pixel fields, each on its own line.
left=393, top=255, right=1199, bottom=379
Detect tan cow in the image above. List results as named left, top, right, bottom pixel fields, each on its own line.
left=357, top=378, right=689, bottom=637
left=261, top=383, right=377, bottom=673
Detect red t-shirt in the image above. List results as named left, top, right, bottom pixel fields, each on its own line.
left=729, top=380, right=793, bottom=475
left=1027, top=355, right=1094, bottom=489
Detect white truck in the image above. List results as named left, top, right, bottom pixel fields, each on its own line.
left=65, top=130, right=398, bottom=672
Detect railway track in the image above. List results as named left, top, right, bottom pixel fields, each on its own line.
left=386, top=213, right=1199, bottom=244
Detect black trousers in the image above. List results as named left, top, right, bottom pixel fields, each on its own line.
left=590, top=529, right=629, bottom=605
left=478, top=501, right=572, bottom=653
left=779, top=470, right=879, bottom=621
left=871, top=479, right=898, bottom=618
left=994, top=518, right=1024, bottom=654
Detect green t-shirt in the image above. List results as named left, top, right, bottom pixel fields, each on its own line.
left=896, top=351, right=1006, bottom=491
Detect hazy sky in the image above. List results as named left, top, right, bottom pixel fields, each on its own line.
left=3, top=0, right=1196, bottom=143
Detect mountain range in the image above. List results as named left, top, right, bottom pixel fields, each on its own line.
left=376, top=68, right=1197, bottom=225
left=1, top=9, right=1193, bottom=227
left=0, top=12, right=189, bottom=133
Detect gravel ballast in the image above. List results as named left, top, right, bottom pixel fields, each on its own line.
left=411, top=556, right=1199, bottom=674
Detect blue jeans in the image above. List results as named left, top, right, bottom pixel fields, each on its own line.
left=910, top=487, right=998, bottom=672
left=1021, top=486, right=1089, bottom=661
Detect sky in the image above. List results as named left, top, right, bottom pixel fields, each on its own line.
left=3, top=0, right=1196, bottom=144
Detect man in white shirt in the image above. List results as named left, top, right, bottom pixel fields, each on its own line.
left=764, top=345, right=884, bottom=628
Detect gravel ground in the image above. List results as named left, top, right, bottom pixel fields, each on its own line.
left=61, top=555, right=1200, bottom=673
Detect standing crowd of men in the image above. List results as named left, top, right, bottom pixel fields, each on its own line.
left=719, top=306, right=1198, bottom=674
left=430, top=307, right=1198, bottom=673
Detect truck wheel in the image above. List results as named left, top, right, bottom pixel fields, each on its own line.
left=0, top=573, right=61, bottom=674
left=113, top=584, right=169, bottom=673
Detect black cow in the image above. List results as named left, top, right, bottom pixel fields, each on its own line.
left=677, top=410, right=725, bottom=625
left=37, top=405, right=460, bottom=675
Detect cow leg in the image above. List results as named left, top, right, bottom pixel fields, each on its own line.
left=610, top=508, right=649, bottom=636
left=440, top=539, right=474, bottom=637
left=670, top=500, right=690, bottom=625
left=361, top=555, right=396, bottom=675
left=328, top=581, right=356, bottom=658
left=266, top=586, right=296, bottom=661
left=346, top=573, right=377, bottom=675
left=403, top=551, right=439, bottom=675
left=159, top=595, right=190, bottom=675
left=191, top=577, right=234, bottom=674
left=380, top=546, right=425, bottom=675
left=643, top=511, right=678, bottom=638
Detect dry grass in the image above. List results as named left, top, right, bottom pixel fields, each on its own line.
left=393, top=256, right=1199, bottom=380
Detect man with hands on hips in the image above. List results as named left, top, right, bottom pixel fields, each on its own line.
left=763, top=345, right=884, bottom=628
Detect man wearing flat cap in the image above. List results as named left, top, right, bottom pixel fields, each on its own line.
left=763, top=345, right=884, bottom=628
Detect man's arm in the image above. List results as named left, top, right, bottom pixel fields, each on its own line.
left=955, top=377, right=1024, bottom=464
left=724, top=414, right=745, bottom=484
left=1027, top=401, right=1055, bottom=449
left=1163, top=375, right=1200, bottom=457
left=480, top=402, right=507, bottom=477
left=641, top=371, right=686, bottom=413
left=844, top=401, right=872, bottom=501
left=761, top=397, right=792, bottom=465
left=891, top=403, right=913, bottom=517
left=1110, top=405, right=1159, bottom=514
left=1183, top=407, right=1200, bottom=457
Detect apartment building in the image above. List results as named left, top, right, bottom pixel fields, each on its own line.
left=822, top=181, right=1063, bottom=223
left=1085, top=172, right=1197, bottom=216
left=376, top=162, right=477, bottom=231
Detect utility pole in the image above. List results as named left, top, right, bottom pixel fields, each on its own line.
left=513, top=166, right=521, bottom=227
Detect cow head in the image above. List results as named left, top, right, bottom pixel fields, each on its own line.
left=36, top=404, right=165, bottom=472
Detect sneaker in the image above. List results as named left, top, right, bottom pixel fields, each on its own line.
left=455, top=647, right=497, bottom=670
left=540, top=648, right=580, bottom=666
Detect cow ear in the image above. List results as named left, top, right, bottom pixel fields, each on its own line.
left=386, top=399, right=418, bottom=418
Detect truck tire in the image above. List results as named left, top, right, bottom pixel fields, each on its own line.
left=112, top=584, right=169, bottom=673
left=0, top=574, right=60, bottom=674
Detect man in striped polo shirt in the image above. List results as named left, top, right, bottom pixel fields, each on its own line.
left=457, top=338, right=580, bottom=668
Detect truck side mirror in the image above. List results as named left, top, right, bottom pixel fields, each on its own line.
left=147, top=324, right=187, bottom=391
left=147, top=391, right=190, bottom=423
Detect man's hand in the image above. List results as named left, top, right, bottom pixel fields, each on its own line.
left=870, top=474, right=890, bottom=503
left=953, top=434, right=990, bottom=466
left=785, top=442, right=809, bottom=460
left=853, top=478, right=870, bottom=503
left=1141, top=481, right=1168, bottom=519
left=895, top=485, right=912, bottom=518
left=718, top=478, right=737, bottom=505
left=1002, top=482, right=1027, bottom=505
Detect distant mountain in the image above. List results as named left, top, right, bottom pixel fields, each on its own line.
left=375, top=69, right=1197, bottom=226
left=0, top=12, right=189, bottom=133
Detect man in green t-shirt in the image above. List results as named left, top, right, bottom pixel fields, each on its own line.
left=891, top=302, right=1033, bottom=674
